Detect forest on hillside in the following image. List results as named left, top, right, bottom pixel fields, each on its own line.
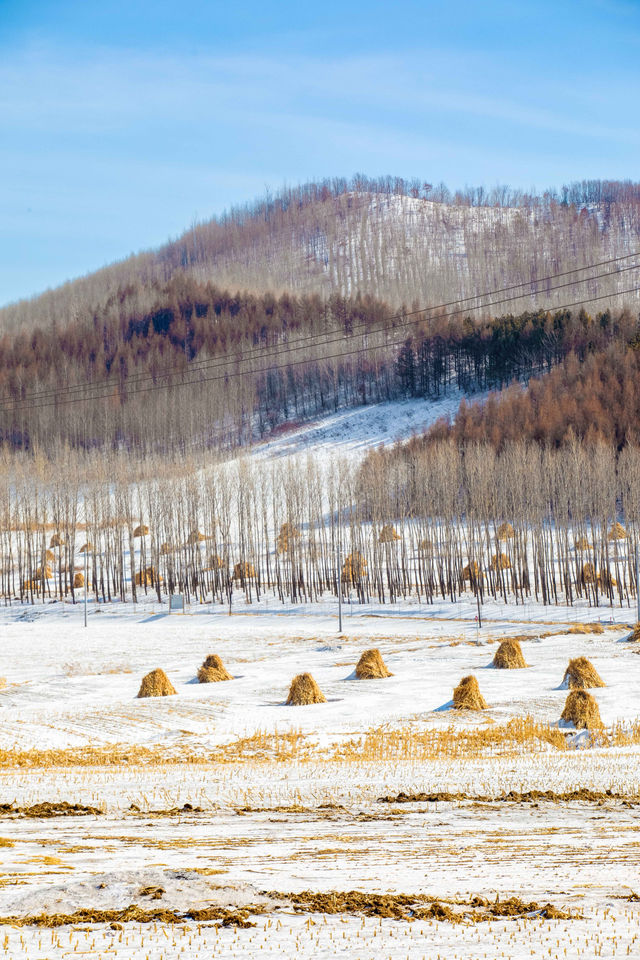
left=0, top=273, right=635, bottom=454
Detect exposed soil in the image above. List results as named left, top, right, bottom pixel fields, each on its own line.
left=0, top=801, right=103, bottom=819
left=378, top=788, right=638, bottom=806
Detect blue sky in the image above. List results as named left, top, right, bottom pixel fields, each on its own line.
left=1, top=0, right=639, bottom=306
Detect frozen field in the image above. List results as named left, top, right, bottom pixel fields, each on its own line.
left=0, top=598, right=639, bottom=956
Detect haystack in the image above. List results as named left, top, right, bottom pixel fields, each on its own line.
left=286, top=672, right=327, bottom=705
left=452, top=675, right=488, bottom=710
left=276, top=522, right=300, bottom=554
left=159, top=542, right=173, bottom=556
left=73, top=572, right=85, bottom=589
left=342, top=552, right=367, bottom=583
left=462, top=560, right=482, bottom=582
left=581, top=562, right=597, bottom=584
left=496, top=522, right=515, bottom=540
left=492, top=638, right=528, bottom=669
left=45, top=549, right=55, bottom=564
left=378, top=524, right=401, bottom=543
left=187, top=530, right=207, bottom=545
left=35, top=564, right=52, bottom=580
left=574, top=536, right=592, bottom=551
left=560, top=690, right=602, bottom=730
left=418, top=537, right=433, bottom=553
left=607, top=521, right=627, bottom=541
left=207, top=553, right=225, bottom=570
left=197, top=654, right=233, bottom=683
left=135, top=566, right=162, bottom=587
left=561, top=656, right=605, bottom=690
left=137, top=668, right=176, bottom=698
left=599, top=570, right=617, bottom=591
left=624, top=622, right=640, bottom=642
left=354, top=648, right=393, bottom=679
left=233, top=561, right=256, bottom=581
left=490, top=552, right=511, bottom=571
left=133, top=524, right=149, bottom=538
left=79, top=542, right=94, bottom=553
left=49, top=533, right=64, bottom=548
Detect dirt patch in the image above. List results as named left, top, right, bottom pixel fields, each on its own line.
left=378, top=788, right=637, bottom=805
left=0, top=802, right=102, bottom=819
left=0, top=904, right=268, bottom=928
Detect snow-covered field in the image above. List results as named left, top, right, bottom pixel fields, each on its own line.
left=1, top=595, right=640, bottom=957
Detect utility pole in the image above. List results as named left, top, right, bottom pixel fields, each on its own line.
left=84, top=546, right=88, bottom=628
left=337, top=501, right=342, bottom=634
left=636, top=545, right=640, bottom=624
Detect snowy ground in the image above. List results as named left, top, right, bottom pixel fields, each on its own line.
left=1, top=597, right=640, bottom=956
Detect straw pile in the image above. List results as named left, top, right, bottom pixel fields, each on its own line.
left=286, top=672, right=327, bottom=705
left=277, top=522, right=300, bottom=554
left=418, top=538, right=433, bottom=553
left=574, top=536, right=592, bottom=550
left=462, top=560, right=482, bottom=582
left=355, top=648, right=393, bottom=679
left=581, top=562, right=597, bottom=584
left=560, top=690, right=602, bottom=729
left=135, top=566, right=162, bottom=587
left=49, top=533, right=64, bottom=548
left=45, top=549, right=55, bottom=564
left=607, top=521, right=627, bottom=541
left=342, top=552, right=367, bottom=583
left=137, top=669, right=176, bottom=698
left=624, top=622, right=640, bottom=642
left=133, top=524, right=149, bottom=538
left=496, top=522, right=515, bottom=540
left=490, top=552, right=511, bottom=571
left=160, top=542, right=173, bottom=556
left=73, top=572, right=84, bottom=589
left=197, top=654, right=232, bottom=683
left=561, top=657, right=605, bottom=690
left=378, top=524, right=401, bottom=543
left=492, top=638, right=528, bottom=668
left=79, top=542, right=94, bottom=553
left=452, top=675, right=488, bottom=710
left=567, top=623, right=604, bottom=635
left=187, top=530, right=207, bottom=545
left=207, top=553, right=225, bottom=570
left=233, top=561, right=256, bottom=580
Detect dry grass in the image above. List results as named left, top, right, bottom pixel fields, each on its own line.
left=567, top=622, right=604, bottom=634
left=492, top=638, right=528, bottom=669
left=197, top=654, right=232, bottom=683
left=286, top=672, right=327, bottom=705
left=354, top=648, right=392, bottom=679
left=0, top=678, right=6, bottom=691
left=137, top=669, right=176, bottom=699
left=4, top=714, right=640, bottom=766
left=562, top=657, right=605, bottom=690
left=561, top=690, right=603, bottom=730
left=625, top=622, right=640, bottom=642
left=452, top=675, right=488, bottom=710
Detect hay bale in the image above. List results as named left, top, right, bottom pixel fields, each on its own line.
left=560, top=690, right=602, bottom=729
left=134, top=566, right=162, bottom=587
left=341, top=552, right=367, bottom=583
left=624, top=622, right=640, bottom=642
left=233, top=561, right=256, bottom=581
left=197, top=654, right=233, bottom=683
left=133, top=524, right=149, bottom=538
left=607, top=521, right=627, bottom=541
left=49, top=533, right=64, bottom=548
left=452, top=675, right=488, bottom=710
left=496, top=522, right=515, bottom=540
left=137, top=668, right=176, bottom=698
left=73, top=572, right=85, bottom=589
left=286, top=672, right=327, bottom=705
left=462, top=560, right=482, bottom=582
left=490, top=552, right=511, bottom=571
left=492, top=638, right=528, bottom=669
left=574, top=536, right=592, bottom=551
left=79, top=542, right=94, bottom=553
left=354, top=648, right=393, bottom=679
left=378, top=524, right=401, bottom=543
left=187, top=530, right=207, bottom=545
left=561, top=656, right=605, bottom=690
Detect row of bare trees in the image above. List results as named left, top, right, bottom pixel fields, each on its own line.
left=1, top=440, right=640, bottom=612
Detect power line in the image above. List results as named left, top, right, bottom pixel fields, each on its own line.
left=9, top=282, right=640, bottom=415
left=3, top=251, right=640, bottom=411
